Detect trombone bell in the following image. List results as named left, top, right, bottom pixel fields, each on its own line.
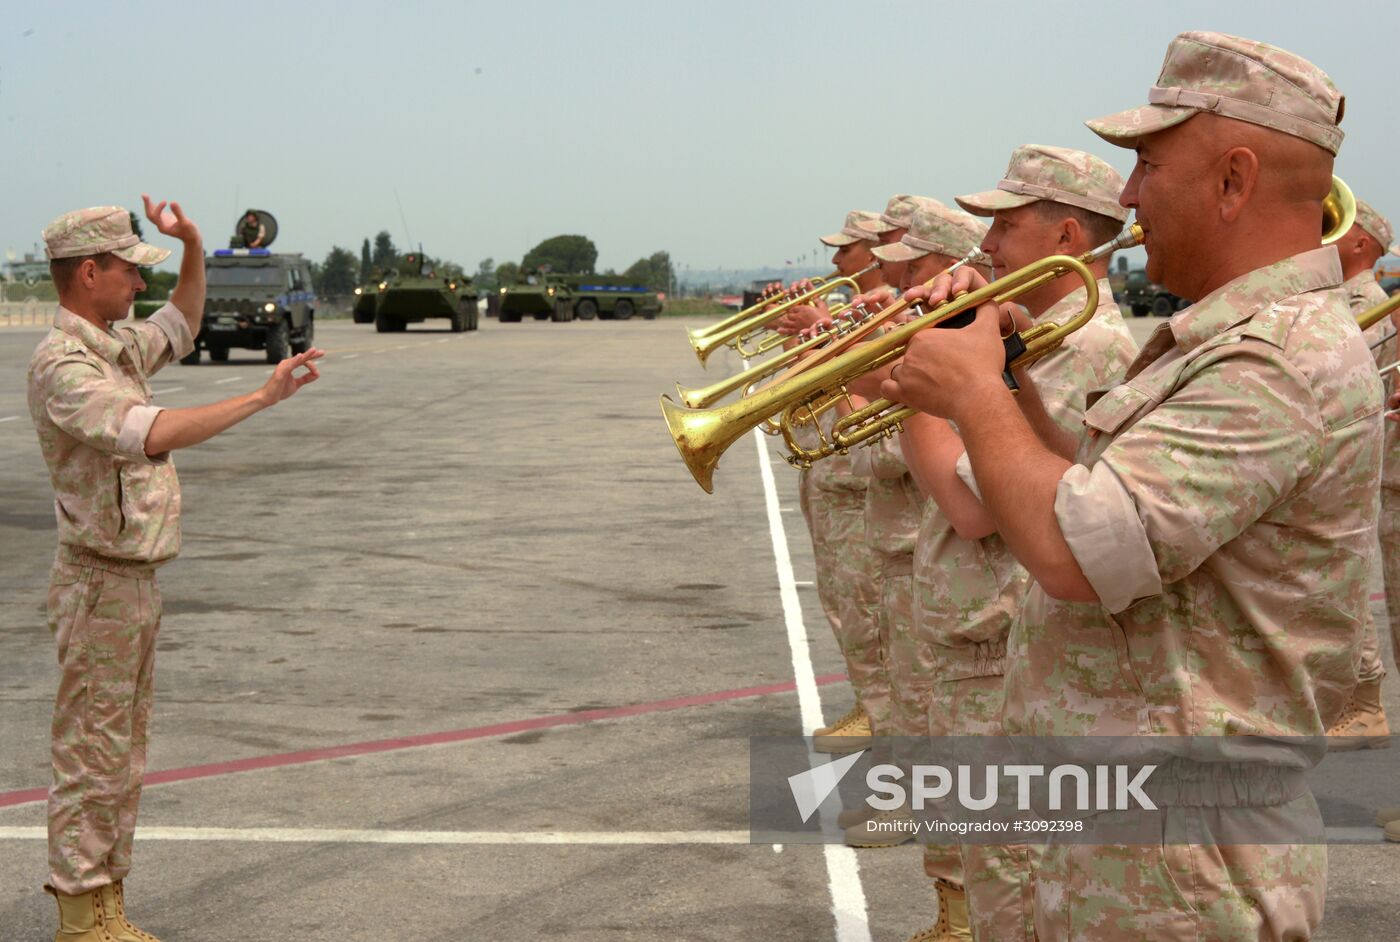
left=1322, top=175, right=1355, bottom=246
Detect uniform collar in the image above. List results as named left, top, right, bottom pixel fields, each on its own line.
left=55, top=306, right=127, bottom=365
left=1167, top=246, right=1342, bottom=354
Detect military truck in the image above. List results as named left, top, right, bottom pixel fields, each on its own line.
left=183, top=210, right=316, bottom=365
left=353, top=251, right=479, bottom=333
left=1119, top=268, right=1189, bottom=317
left=497, top=272, right=662, bottom=323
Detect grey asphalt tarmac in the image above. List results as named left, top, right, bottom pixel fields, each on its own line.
left=0, top=315, right=1396, bottom=941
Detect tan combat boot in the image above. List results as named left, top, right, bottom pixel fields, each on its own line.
left=813, top=710, right=873, bottom=754
left=44, top=885, right=121, bottom=942
left=1326, top=678, right=1391, bottom=750
left=903, top=880, right=973, bottom=941
left=836, top=801, right=875, bottom=829
left=814, top=702, right=865, bottom=739
left=1374, top=806, right=1400, bottom=828
left=99, top=883, right=161, bottom=942
left=843, top=804, right=917, bottom=848
left=1388, top=819, right=1400, bottom=843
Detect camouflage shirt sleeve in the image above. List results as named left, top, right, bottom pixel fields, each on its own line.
left=115, top=302, right=194, bottom=376
left=1057, top=340, right=1324, bottom=613
left=36, top=354, right=168, bottom=464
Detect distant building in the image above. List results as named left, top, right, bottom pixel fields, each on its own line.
left=4, top=253, right=50, bottom=284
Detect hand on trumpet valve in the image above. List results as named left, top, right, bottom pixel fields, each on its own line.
left=880, top=271, right=1008, bottom=421
left=851, top=286, right=896, bottom=314
left=774, top=300, right=828, bottom=335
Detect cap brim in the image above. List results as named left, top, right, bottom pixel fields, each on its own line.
left=871, top=241, right=926, bottom=263
left=1085, top=104, right=1198, bottom=149
left=820, top=232, right=859, bottom=247
left=954, top=189, right=1037, bottom=217
left=112, top=241, right=171, bottom=266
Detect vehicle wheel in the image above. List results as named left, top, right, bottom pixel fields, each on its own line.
left=613, top=299, right=635, bottom=321
left=375, top=315, right=392, bottom=333
left=643, top=309, right=657, bottom=320
left=291, top=315, right=314, bottom=354
left=450, top=310, right=466, bottom=332
left=395, top=318, right=409, bottom=332
left=266, top=320, right=290, bottom=363
left=181, top=346, right=201, bottom=365
left=1175, top=297, right=1191, bottom=312
left=499, top=310, right=521, bottom=323
left=467, top=308, right=479, bottom=331
left=209, top=345, right=230, bottom=362
left=576, top=299, right=598, bottom=321
left=551, top=300, right=573, bottom=323
left=1151, top=295, right=1174, bottom=317
left=1131, top=304, right=1149, bottom=317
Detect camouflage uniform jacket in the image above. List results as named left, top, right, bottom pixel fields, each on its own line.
left=27, top=304, right=194, bottom=563
left=855, top=433, right=922, bottom=570
left=1006, top=248, right=1382, bottom=741
left=806, top=410, right=868, bottom=494
left=922, top=280, right=1137, bottom=677
left=1346, top=271, right=1400, bottom=491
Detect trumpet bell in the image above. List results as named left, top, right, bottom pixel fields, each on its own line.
left=661, top=394, right=734, bottom=494
left=1321, top=175, right=1356, bottom=246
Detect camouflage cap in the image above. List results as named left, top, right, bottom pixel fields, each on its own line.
left=867, top=194, right=923, bottom=234
left=1352, top=198, right=1395, bottom=254
left=819, top=210, right=882, bottom=247
left=872, top=200, right=990, bottom=266
left=955, top=145, right=1129, bottom=223
left=42, top=206, right=170, bottom=265
left=1085, top=31, right=1345, bottom=155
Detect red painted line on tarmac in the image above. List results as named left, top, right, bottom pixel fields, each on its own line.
left=1371, top=592, right=1385, bottom=602
left=0, top=673, right=848, bottom=809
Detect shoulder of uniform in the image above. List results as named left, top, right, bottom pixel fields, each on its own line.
left=28, top=333, right=101, bottom=378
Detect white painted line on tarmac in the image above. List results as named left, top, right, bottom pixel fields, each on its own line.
left=342, top=354, right=360, bottom=360
left=214, top=377, right=242, bottom=385
left=753, top=428, right=872, bottom=942
left=151, top=386, right=185, bottom=396
left=0, top=415, right=19, bottom=423
left=0, top=826, right=749, bottom=845
left=794, top=581, right=814, bottom=587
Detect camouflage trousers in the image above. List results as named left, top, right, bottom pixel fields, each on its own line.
left=808, top=487, right=887, bottom=732
left=1378, top=489, right=1400, bottom=673
left=926, top=672, right=1038, bottom=940
left=1033, top=811, right=1325, bottom=941
left=46, top=547, right=163, bottom=895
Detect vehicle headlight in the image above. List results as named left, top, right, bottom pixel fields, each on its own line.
left=448, top=282, right=457, bottom=290
left=379, top=281, right=388, bottom=290
left=354, top=287, right=362, bottom=296
left=499, top=287, right=507, bottom=295
left=263, top=302, right=276, bottom=313
left=547, top=286, right=555, bottom=296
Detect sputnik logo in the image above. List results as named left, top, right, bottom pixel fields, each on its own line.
left=787, top=750, right=866, bottom=823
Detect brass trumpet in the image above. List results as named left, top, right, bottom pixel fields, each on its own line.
left=688, top=264, right=878, bottom=366
left=662, top=226, right=1144, bottom=492
left=686, top=271, right=836, bottom=343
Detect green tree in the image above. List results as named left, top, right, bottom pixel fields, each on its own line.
left=623, top=250, right=675, bottom=293
left=136, top=269, right=177, bottom=301
left=521, top=234, right=597, bottom=275
left=372, top=230, right=398, bottom=269
left=474, top=257, right=496, bottom=291
left=495, top=261, right=520, bottom=286
left=360, top=238, right=372, bottom=282
left=317, top=246, right=359, bottom=296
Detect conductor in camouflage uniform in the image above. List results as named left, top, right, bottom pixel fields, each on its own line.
left=28, top=199, right=324, bottom=941
left=885, top=32, right=1378, bottom=941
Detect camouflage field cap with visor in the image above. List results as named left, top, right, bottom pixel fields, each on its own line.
left=1085, top=31, right=1345, bottom=156
left=1352, top=198, right=1395, bottom=255
left=872, top=200, right=990, bottom=266
left=43, top=206, right=170, bottom=266
left=820, top=210, right=883, bottom=247
left=955, top=145, right=1129, bottom=224
left=866, top=194, right=923, bottom=235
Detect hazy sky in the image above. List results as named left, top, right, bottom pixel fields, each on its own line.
left=3, top=1, right=1398, bottom=275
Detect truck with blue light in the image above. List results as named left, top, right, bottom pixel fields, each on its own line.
left=181, top=211, right=316, bottom=365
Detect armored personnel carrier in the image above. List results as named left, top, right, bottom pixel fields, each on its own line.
left=354, top=251, right=478, bottom=333
left=183, top=210, right=315, bottom=365
left=497, top=271, right=661, bottom=323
